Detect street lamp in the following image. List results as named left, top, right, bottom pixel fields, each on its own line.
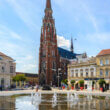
left=58, top=68, right=61, bottom=89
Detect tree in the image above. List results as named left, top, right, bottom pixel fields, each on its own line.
left=99, top=79, right=106, bottom=88
left=71, top=80, right=75, bottom=87
left=61, top=79, right=68, bottom=85
left=79, top=80, right=84, bottom=87
left=64, top=79, right=68, bottom=85
left=12, top=74, right=27, bottom=82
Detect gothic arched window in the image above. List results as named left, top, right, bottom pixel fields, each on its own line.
left=42, top=50, right=46, bottom=57
left=52, top=61, right=56, bottom=69
left=52, top=50, right=55, bottom=57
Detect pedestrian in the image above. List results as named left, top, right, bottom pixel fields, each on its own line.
left=0, top=85, right=2, bottom=91
left=36, top=83, right=39, bottom=92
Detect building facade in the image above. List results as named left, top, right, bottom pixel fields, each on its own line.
left=96, top=49, right=110, bottom=89
left=0, top=52, right=16, bottom=88
left=68, top=49, right=110, bottom=90
left=68, top=56, right=97, bottom=89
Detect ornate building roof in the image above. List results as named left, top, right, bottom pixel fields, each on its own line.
left=58, top=47, right=78, bottom=59
left=0, top=52, right=13, bottom=60
left=97, top=49, right=110, bottom=56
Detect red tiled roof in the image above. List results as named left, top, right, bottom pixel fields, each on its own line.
left=97, top=49, right=110, bottom=56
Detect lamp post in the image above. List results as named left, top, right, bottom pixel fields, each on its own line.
left=58, top=68, right=61, bottom=89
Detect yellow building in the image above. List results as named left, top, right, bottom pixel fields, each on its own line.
left=68, top=49, right=110, bottom=90
left=68, top=57, right=97, bottom=89
left=96, top=49, right=110, bottom=89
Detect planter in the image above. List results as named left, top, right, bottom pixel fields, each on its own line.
left=100, top=88, right=103, bottom=92
left=80, top=87, right=83, bottom=90
left=62, top=86, right=65, bottom=90
left=71, top=86, right=74, bottom=90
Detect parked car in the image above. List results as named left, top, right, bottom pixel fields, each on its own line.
left=42, top=85, right=52, bottom=90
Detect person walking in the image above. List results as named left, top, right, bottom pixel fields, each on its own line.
left=0, top=85, right=2, bottom=91
left=36, top=83, right=39, bottom=92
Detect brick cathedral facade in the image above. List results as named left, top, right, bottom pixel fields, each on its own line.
left=39, top=0, right=59, bottom=85
left=39, top=0, right=82, bottom=86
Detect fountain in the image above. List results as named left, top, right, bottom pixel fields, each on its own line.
left=67, top=92, right=79, bottom=102
left=31, top=92, right=41, bottom=105
left=52, top=92, right=57, bottom=102
left=52, top=92, right=57, bottom=107
left=87, top=95, right=92, bottom=101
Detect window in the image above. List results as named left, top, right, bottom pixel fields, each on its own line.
left=2, top=67, right=5, bottom=73
left=10, top=66, right=14, bottom=73
left=76, top=73, right=78, bottom=77
left=75, top=70, right=78, bottom=77
left=81, top=73, right=83, bottom=77
left=52, top=50, right=55, bottom=57
left=44, top=30, right=46, bottom=39
left=41, top=28, right=43, bottom=34
left=100, top=59, right=103, bottom=66
left=90, top=68, right=94, bottom=77
left=100, top=69, right=103, bottom=76
left=85, top=69, right=89, bottom=77
left=70, top=70, right=73, bottom=77
left=0, top=56, right=3, bottom=60
left=52, top=61, right=56, bottom=69
left=91, top=72, right=94, bottom=77
left=105, top=59, right=109, bottom=65
left=42, top=50, right=46, bottom=57
left=86, top=72, right=88, bottom=77
left=42, top=62, right=46, bottom=68
left=80, top=69, right=83, bottom=77
left=105, top=69, right=109, bottom=76
left=71, top=70, right=74, bottom=77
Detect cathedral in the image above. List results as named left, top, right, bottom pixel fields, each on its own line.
left=39, top=0, right=84, bottom=86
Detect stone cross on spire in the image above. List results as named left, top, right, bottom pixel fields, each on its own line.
left=46, top=0, right=51, bottom=9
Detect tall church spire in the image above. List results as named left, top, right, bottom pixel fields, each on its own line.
left=45, top=0, right=52, bottom=18
left=71, top=37, right=74, bottom=53
left=39, top=0, right=58, bottom=86
left=46, top=0, right=51, bottom=9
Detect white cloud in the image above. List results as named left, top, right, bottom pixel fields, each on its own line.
left=0, top=25, right=22, bottom=40
left=57, top=35, right=70, bottom=48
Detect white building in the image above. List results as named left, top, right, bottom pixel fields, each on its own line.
left=0, top=52, right=16, bottom=89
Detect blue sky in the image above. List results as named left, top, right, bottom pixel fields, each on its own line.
left=0, top=0, right=110, bottom=73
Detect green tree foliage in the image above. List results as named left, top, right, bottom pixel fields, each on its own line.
left=99, top=79, right=106, bottom=87
left=79, top=80, right=84, bottom=87
left=61, top=79, right=68, bottom=85
left=12, top=74, right=27, bottom=82
left=70, top=80, right=75, bottom=87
